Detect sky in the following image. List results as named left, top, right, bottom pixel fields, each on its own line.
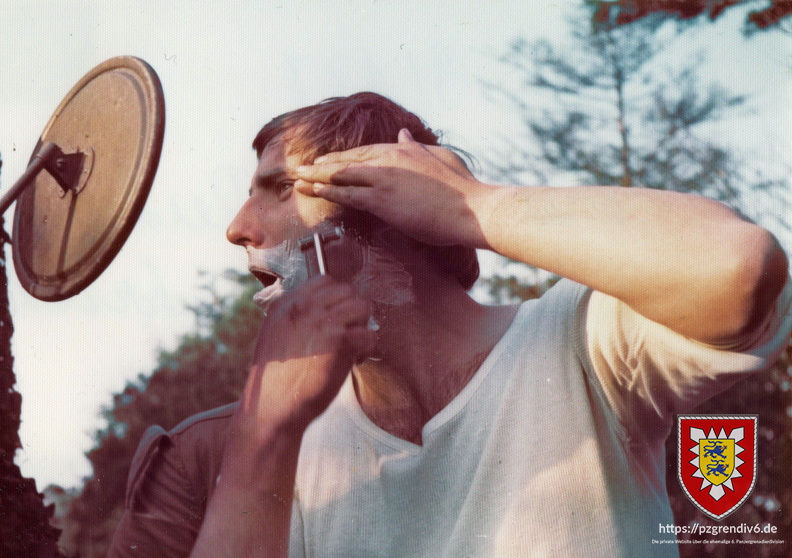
left=0, top=1, right=789, bottom=489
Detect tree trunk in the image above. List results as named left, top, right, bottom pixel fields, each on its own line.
left=0, top=158, right=63, bottom=556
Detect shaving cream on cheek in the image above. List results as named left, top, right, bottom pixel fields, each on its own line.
left=247, top=225, right=416, bottom=331
left=353, top=244, right=416, bottom=306
left=351, top=236, right=417, bottom=338
left=248, top=239, right=309, bottom=312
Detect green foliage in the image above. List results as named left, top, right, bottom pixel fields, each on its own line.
left=64, top=271, right=261, bottom=557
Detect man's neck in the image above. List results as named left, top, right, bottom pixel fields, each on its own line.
left=351, top=275, right=518, bottom=445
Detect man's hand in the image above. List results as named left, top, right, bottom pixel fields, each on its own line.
left=294, top=129, right=493, bottom=248
left=237, top=275, right=375, bottom=440
left=191, top=276, right=375, bottom=558
left=298, top=126, right=787, bottom=348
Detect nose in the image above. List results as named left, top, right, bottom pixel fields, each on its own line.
left=226, top=197, right=258, bottom=247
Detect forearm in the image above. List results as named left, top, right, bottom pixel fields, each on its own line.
left=187, top=278, right=372, bottom=556
left=190, top=423, right=303, bottom=558
left=291, top=135, right=788, bottom=342
left=473, top=184, right=788, bottom=343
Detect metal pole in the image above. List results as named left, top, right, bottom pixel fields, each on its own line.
left=0, top=142, right=61, bottom=215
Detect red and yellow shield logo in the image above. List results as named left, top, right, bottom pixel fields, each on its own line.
left=677, top=415, right=757, bottom=520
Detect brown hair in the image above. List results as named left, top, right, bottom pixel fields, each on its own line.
left=253, top=92, right=479, bottom=290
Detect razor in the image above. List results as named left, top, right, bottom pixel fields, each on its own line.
left=299, top=226, right=345, bottom=276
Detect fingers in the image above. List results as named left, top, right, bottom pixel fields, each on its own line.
left=294, top=129, right=417, bottom=186
left=308, top=277, right=359, bottom=309
left=332, top=298, right=371, bottom=327
left=269, top=276, right=365, bottom=319
left=253, top=294, right=372, bottom=369
left=240, top=278, right=375, bottom=432
left=345, top=325, right=378, bottom=360
left=294, top=179, right=374, bottom=210
left=313, top=144, right=377, bottom=165
left=295, top=160, right=377, bottom=189
left=293, top=178, right=321, bottom=197
left=307, top=128, right=415, bottom=167
left=266, top=276, right=371, bottom=335
left=398, top=128, right=416, bottom=143
left=293, top=160, right=377, bottom=209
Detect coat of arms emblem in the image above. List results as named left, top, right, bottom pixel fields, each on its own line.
left=677, top=415, right=757, bottom=520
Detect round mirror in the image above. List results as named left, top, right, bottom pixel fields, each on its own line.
left=12, top=56, right=165, bottom=301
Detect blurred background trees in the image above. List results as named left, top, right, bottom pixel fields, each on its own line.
left=57, top=5, right=790, bottom=558
left=62, top=272, right=260, bottom=557
left=482, top=8, right=788, bottom=212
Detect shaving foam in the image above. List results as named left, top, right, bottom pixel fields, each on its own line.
left=248, top=239, right=309, bottom=313
left=247, top=227, right=416, bottom=322
left=353, top=244, right=415, bottom=306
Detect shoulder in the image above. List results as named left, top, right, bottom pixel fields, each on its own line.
left=111, top=404, right=239, bottom=557
left=508, top=278, right=591, bottom=344
left=126, top=403, right=238, bottom=509
left=168, top=402, right=237, bottom=438
left=132, top=402, right=238, bottom=472
left=481, top=279, right=593, bottom=393
left=513, top=278, right=590, bottom=317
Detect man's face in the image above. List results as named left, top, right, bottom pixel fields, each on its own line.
left=226, top=135, right=339, bottom=289
left=228, top=132, right=416, bottom=313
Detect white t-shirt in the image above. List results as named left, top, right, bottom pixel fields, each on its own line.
left=288, top=279, right=792, bottom=557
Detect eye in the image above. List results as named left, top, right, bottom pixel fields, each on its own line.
left=277, top=180, right=294, bottom=199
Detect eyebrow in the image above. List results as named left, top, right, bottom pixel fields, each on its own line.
left=249, top=167, right=289, bottom=196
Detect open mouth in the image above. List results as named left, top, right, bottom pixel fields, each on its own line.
left=250, top=268, right=279, bottom=288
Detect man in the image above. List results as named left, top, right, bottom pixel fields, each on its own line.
left=109, top=92, right=791, bottom=557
